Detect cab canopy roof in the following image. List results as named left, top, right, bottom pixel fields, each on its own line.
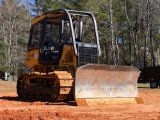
left=31, top=9, right=93, bottom=25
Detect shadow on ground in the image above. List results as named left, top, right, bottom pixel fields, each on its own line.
left=0, top=96, right=77, bottom=106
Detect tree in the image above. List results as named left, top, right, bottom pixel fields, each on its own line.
left=16, top=0, right=160, bottom=68
left=0, top=0, right=30, bottom=76
left=121, top=0, right=160, bottom=67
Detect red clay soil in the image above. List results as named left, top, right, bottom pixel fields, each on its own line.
left=0, top=80, right=160, bottom=120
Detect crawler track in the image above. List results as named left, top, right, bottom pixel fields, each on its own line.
left=17, top=71, right=74, bottom=101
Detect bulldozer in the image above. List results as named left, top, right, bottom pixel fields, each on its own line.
left=17, top=9, right=143, bottom=106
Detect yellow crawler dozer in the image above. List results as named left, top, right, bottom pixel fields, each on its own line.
left=17, top=9, right=143, bottom=106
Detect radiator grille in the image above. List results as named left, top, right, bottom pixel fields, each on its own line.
left=78, top=46, right=98, bottom=67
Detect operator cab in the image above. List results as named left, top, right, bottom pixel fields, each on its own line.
left=28, top=16, right=72, bottom=65
left=27, top=9, right=101, bottom=66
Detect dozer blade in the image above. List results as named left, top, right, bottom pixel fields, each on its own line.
left=75, top=64, right=143, bottom=106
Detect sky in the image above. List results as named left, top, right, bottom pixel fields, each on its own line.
left=28, top=0, right=35, bottom=4
left=19, top=0, right=36, bottom=15
left=0, top=0, right=36, bottom=15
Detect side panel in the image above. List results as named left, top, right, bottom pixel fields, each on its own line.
left=25, top=49, right=40, bottom=67
left=59, top=44, right=77, bottom=71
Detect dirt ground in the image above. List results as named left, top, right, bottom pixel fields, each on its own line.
left=0, top=80, right=160, bottom=120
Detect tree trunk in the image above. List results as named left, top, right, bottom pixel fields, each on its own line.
left=109, top=0, right=119, bottom=65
